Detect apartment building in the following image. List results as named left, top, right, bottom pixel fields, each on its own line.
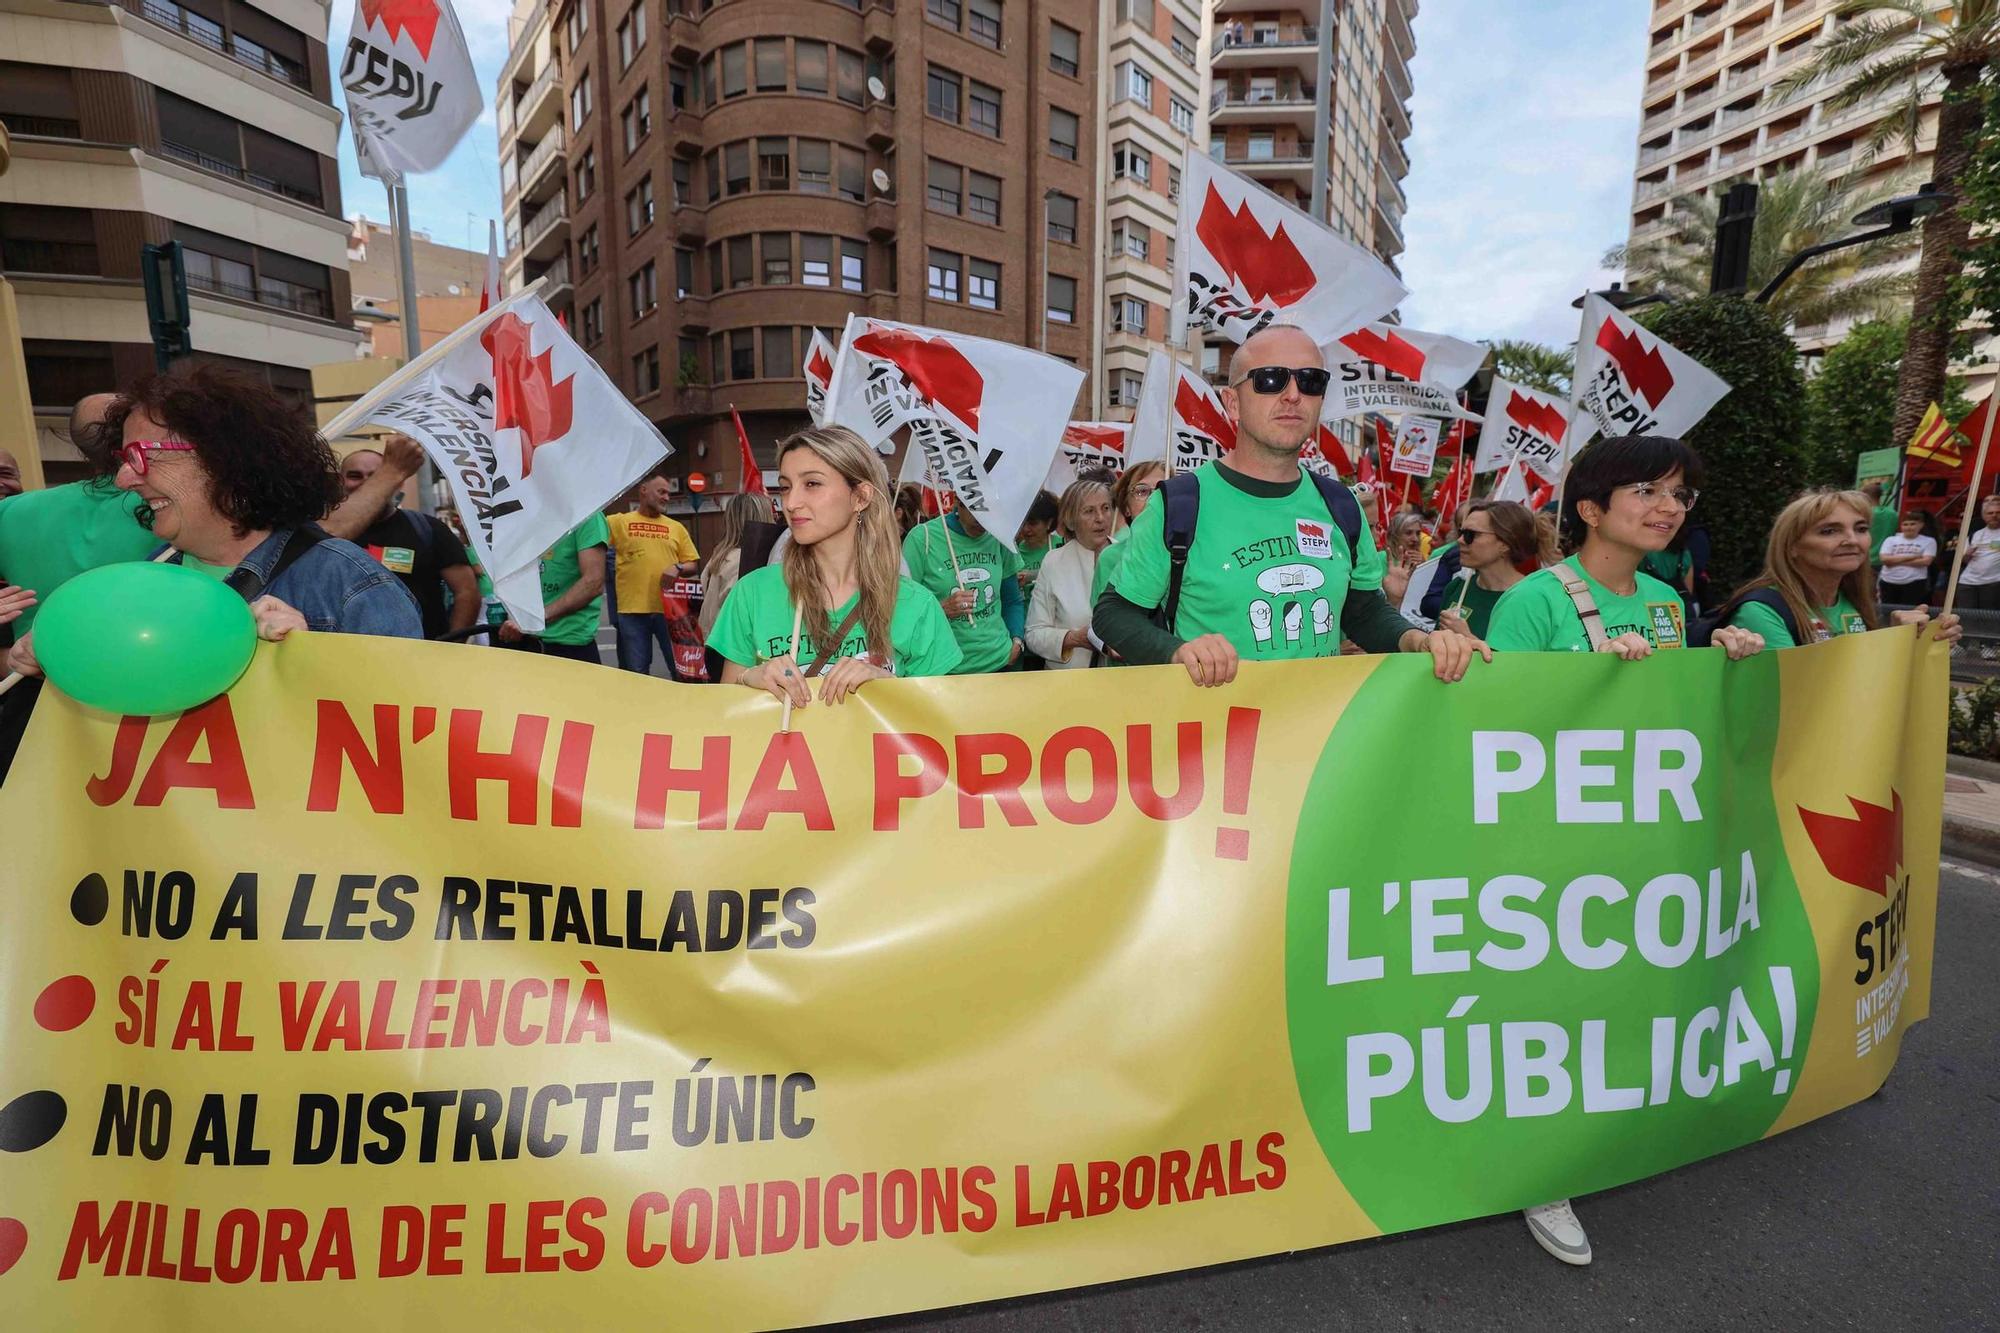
left=0, top=0, right=361, bottom=484
left=496, top=0, right=1099, bottom=500
left=346, top=213, right=491, bottom=358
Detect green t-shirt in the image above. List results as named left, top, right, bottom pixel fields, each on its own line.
left=535, top=513, right=610, bottom=645
left=0, top=479, right=157, bottom=634
left=1091, top=528, right=1132, bottom=606
left=706, top=564, right=962, bottom=677
left=1487, top=556, right=1688, bottom=653
left=1019, top=533, right=1061, bottom=578
left=1108, top=463, right=1386, bottom=660
left=1434, top=574, right=1504, bottom=641
left=902, top=517, right=1021, bottom=674
left=1639, top=548, right=1691, bottom=592
left=1726, top=593, right=1867, bottom=649
left=1870, top=504, right=1899, bottom=568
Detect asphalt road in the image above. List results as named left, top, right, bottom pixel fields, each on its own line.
left=840, top=863, right=2000, bottom=1333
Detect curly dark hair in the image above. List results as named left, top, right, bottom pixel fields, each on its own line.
left=108, top=364, right=341, bottom=534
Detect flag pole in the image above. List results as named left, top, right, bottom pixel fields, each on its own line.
left=386, top=180, right=438, bottom=509
left=1942, top=398, right=2000, bottom=620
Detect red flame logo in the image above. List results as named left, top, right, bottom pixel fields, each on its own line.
left=805, top=343, right=833, bottom=387
left=1595, top=321, right=1675, bottom=407
left=1195, top=186, right=1317, bottom=308
left=1175, top=379, right=1237, bottom=449
left=482, top=312, right=574, bottom=477
left=358, top=0, right=441, bottom=59
left=853, top=329, right=984, bottom=431
left=1506, top=390, right=1570, bottom=444
left=1799, top=791, right=1903, bottom=896
left=1063, top=424, right=1127, bottom=452
left=1338, top=328, right=1427, bottom=380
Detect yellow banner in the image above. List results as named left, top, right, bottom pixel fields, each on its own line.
left=0, top=628, right=1944, bottom=1328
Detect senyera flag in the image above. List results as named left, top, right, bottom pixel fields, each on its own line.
left=1572, top=294, right=1730, bottom=443
left=1044, top=421, right=1131, bottom=491
left=823, top=314, right=1082, bottom=549
left=320, top=289, right=670, bottom=631
left=1130, top=348, right=1238, bottom=473
left=341, top=0, right=483, bottom=180
left=1476, top=377, right=1577, bottom=484
left=1174, top=146, right=1406, bottom=346
left=1322, top=324, right=1484, bottom=423
left=803, top=328, right=836, bottom=427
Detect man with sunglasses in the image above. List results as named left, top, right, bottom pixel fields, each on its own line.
left=1094, top=325, right=1488, bottom=685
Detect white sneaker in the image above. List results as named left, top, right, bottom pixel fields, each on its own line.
left=1523, top=1199, right=1592, bottom=1266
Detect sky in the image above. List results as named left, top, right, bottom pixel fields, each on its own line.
left=333, top=0, right=1648, bottom=350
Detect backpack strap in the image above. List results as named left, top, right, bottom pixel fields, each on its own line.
left=1549, top=562, right=1610, bottom=651
left=1156, top=471, right=1202, bottom=632
left=1305, top=471, right=1365, bottom=564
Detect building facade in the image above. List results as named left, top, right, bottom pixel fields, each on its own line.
left=346, top=213, right=491, bottom=359
left=497, top=0, right=1101, bottom=500
left=0, top=0, right=361, bottom=484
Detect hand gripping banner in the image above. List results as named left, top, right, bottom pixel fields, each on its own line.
left=0, top=629, right=1945, bottom=1328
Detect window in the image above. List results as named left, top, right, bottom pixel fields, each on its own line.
left=679, top=335, right=699, bottom=382
left=630, top=262, right=658, bottom=318
left=728, top=235, right=753, bottom=288
left=969, top=82, right=1000, bottom=136
left=762, top=233, right=791, bottom=284
left=967, top=171, right=999, bottom=225
left=724, top=140, right=750, bottom=194
left=577, top=225, right=600, bottom=274
left=622, top=88, right=651, bottom=153
left=968, top=0, right=1001, bottom=47
left=926, top=159, right=961, bottom=214
left=1046, top=273, right=1076, bottom=323
left=837, top=49, right=865, bottom=105
left=1113, top=295, right=1147, bottom=332
left=633, top=345, right=661, bottom=396
left=704, top=148, right=721, bottom=202
left=801, top=234, right=832, bottom=286
left=1247, top=131, right=1274, bottom=162
left=575, top=148, right=596, bottom=200
left=701, top=55, right=717, bottom=106
left=565, top=0, right=588, bottom=52
left=797, top=41, right=828, bottom=94
left=671, top=157, right=691, bottom=206
left=722, top=43, right=747, bottom=97
left=758, top=136, right=790, bottom=191
left=729, top=329, right=755, bottom=380
left=755, top=38, right=786, bottom=90
left=1046, top=192, right=1077, bottom=243
left=927, top=67, right=960, bottom=122
left=1114, top=142, right=1151, bottom=182
left=1170, top=95, right=1195, bottom=134
left=837, top=146, right=865, bottom=202
left=617, top=4, right=646, bottom=68
left=570, top=73, right=592, bottom=128
left=762, top=327, right=791, bottom=380
left=1113, top=369, right=1142, bottom=407
left=926, top=0, right=961, bottom=28
left=967, top=258, right=998, bottom=310
left=1114, top=222, right=1146, bottom=259
left=1116, top=0, right=1151, bottom=24
left=927, top=249, right=960, bottom=302
left=675, top=246, right=695, bottom=298
left=1209, top=132, right=1226, bottom=162
left=797, top=139, right=831, bottom=193
left=1171, top=22, right=1198, bottom=67
left=1168, top=165, right=1181, bottom=200
left=1117, top=61, right=1152, bottom=106
left=581, top=298, right=604, bottom=346
left=1049, top=107, right=1078, bottom=160
left=670, top=63, right=689, bottom=110
left=708, top=244, right=723, bottom=292
left=841, top=239, right=865, bottom=292
left=1050, top=22, right=1080, bottom=77
left=626, top=176, right=655, bottom=233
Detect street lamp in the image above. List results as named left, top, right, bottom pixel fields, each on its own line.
left=1041, top=188, right=1061, bottom=354
left=1570, top=281, right=1673, bottom=312
left=1754, top=182, right=1953, bottom=305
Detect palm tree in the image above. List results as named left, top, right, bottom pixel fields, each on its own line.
left=1777, top=0, right=2000, bottom=452
left=1605, top=168, right=1919, bottom=330
left=1483, top=340, right=1573, bottom=395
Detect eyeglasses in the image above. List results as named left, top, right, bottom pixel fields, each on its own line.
left=1458, top=527, right=1492, bottom=543
left=1130, top=483, right=1160, bottom=500
left=1618, top=481, right=1701, bottom=510
left=1233, top=365, right=1332, bottom=397
left=120, top=440, right=195, bottom=476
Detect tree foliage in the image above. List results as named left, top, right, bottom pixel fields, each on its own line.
left=1638, top=297, right=1811, bottom=592
left=1803, top=320, right=1907, bottom=485
left=1483, top=339, right=1573, bottom=395
left=1943, top=82, right=2000, bottom=356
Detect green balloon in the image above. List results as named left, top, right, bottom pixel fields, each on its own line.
left=33, top=561, right=258, bottom=715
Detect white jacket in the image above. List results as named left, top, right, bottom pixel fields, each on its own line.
left=1025, top=540, right=1101, bottom=668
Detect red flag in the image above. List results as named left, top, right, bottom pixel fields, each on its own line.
left=731, top=405, right=766, bottom=496
left=1428, top=455, right=1473, bottom=540
left=1363, top=418, right=1390, bottom=487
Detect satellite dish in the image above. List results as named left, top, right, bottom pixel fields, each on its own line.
left=447, top=283, right=462, bottom=295
left=871, top=168, right=892, bottom=193
left=866, top=76, right=887, bottom=101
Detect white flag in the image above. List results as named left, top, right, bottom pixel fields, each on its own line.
left=1175, top=147, right=1406, bottom=346
left=1572, top=294, right=1730, bottom=443
left=1322, top=324, right=1484, bottom=423
left=479, top=219, right=501, bottom=312
left=1389, top=417, right=1442, bottom=477
left=823, top=315, right=1082, bottom=549
left=322, top=292, right=669, bottom=630
left=342, top=0, right=484, bottom=180
left=802, top=328, right=836, bottom=427
left=1476, top=378, right=1576, bottom=483
left=1129, top=349, right=1238, bottom=473
left=1044, top=422, right=1131, bottom=491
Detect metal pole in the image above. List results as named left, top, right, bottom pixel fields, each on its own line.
left=1308, top=0, right=1337, bottom=223
left=386, top=180, right=437, bottom=507
left=1040, top=194, right=1051, bottom=354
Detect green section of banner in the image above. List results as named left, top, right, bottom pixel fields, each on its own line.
left=1283, top=651, right=1820, bottom=1232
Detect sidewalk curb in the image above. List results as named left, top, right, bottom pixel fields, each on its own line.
left=1943, top=755, right=2000, bottom=867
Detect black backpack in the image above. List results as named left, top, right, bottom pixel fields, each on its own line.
left=1688, top=586, right=1800, bottom=648
left=1156, top=470, right=1364, bottom=632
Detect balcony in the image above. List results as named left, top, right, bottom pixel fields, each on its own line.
left=1210, top=85, right=1318, bottom=130
left=864, top=101, right=896, bottom=148
left=1687, top=8, right=1724, bottom=38
left=521, top=197, right=568, bottom=261
left=1682, top=83, right=1726, bottom=115
left=0, top=239, right=99, bottom=274
left=1212, top=27, right=1321, bottom=73
left=1639, top=141, right=1675, bottom=169
left=1685, top=47, right=1722, bottom=80
left=186, top=269, right=330, bottom=319
left=530, top=253, right=571, bottom=303
left=1636, top=176, right=1674, bottom=203
left=518, top=127, right=565, bottom=203
left=516, top=60, right=562, bottom=141
left=158, top=139, right=323, bottom=207
left=1225, top=141, right=1315, bottom=186
left=1, top=114, right=81, bottom=139
left=1816, top=144, right=1854, bottom=174
left=138, top=0, right=309, bottom=90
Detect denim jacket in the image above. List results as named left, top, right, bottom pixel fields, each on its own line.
left=174, top=528, right=424, bottom=638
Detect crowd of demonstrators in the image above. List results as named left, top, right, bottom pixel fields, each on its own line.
left=319, top=435, right=478, bottom=639
left=1432, top=500, right=1537, bottom=641
left=1876, top=512, right=1939, bottom=608
left=1014, top=490, right=1062, bottom=595
left=710, top=425, right=959, bottom=703
left=1025, top=478, right=1116, bottom=669
left=902, top=487, right=1025, bottom=674
left=1092, top=324, right=1486, bottom=687
left=605, top=470, right=701, bottom=676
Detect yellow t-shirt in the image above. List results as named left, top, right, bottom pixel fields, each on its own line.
left=606, top=510, right=699, bottom=614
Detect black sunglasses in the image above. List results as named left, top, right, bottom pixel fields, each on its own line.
left=1458, top=527, right=1492, bottom=543
left=1235, top=365, right=1332, bottom=397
